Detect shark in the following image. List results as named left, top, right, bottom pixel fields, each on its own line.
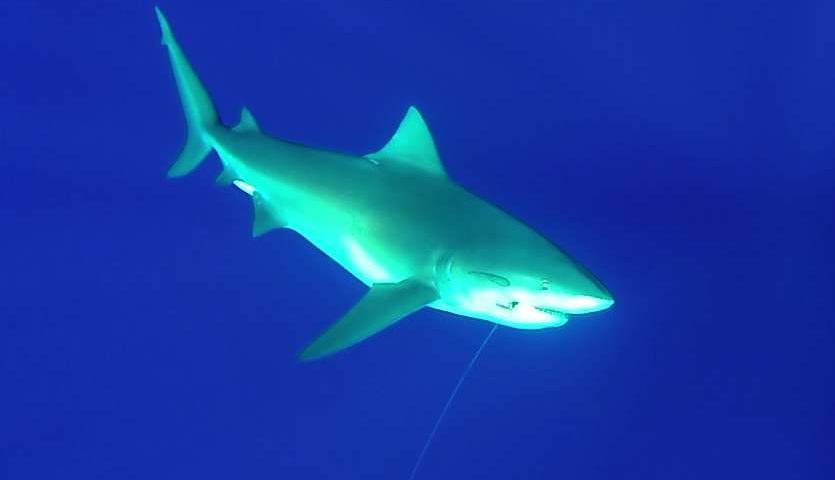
left=155, top=7, right=614, bottom=361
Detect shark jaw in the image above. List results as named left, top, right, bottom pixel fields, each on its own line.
left=496, top=300, right=570, bottom=327
left=441, top=288, right=614, bottom=330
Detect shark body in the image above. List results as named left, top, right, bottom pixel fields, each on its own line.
left=156, top=8, right=614, bottom=360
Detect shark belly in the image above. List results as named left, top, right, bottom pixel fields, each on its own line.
left=216, top=135, right=553, bottom=328
left=282, top=190, right=443, bottom=287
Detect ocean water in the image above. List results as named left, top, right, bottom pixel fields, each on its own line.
left=2, top=1, right=833, bottom=478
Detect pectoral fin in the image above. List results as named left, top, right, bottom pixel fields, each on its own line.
left=300, top=278, right=439, bottom=361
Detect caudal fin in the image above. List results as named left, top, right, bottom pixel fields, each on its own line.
left=155, top=6, right=220, bottom=177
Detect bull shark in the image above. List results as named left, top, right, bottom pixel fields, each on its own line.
left=155, top=7, right=614, bottom=361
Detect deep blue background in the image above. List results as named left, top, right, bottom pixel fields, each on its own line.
left=2, top=1, right=833, bottom=478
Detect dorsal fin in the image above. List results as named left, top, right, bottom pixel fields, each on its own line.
left=365, top=106, right=447, bottom=176
left=233, top=107, right=261, bottom=133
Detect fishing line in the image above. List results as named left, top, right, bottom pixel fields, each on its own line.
left=407, top=323, right=499, bottom=480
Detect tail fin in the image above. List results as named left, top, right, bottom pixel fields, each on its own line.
left=155, top=7, right=220, bottom=177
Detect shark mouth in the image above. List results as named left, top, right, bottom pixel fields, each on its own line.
left=533, top=306, right=562, bottom=316
left=496, top=301, right=563, bottom=317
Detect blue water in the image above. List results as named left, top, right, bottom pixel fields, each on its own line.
left=3, top=1, right=833, bottom=478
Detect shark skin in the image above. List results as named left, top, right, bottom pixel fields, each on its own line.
left=155, top=7, right=614, bottom=361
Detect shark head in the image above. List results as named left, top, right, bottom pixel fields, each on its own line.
left=438, top=232, right=614, bottom=329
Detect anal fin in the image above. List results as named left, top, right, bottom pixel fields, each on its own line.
left=215, top=167, right=237, bottom=186
left=252, top=194, right=285, bottom=237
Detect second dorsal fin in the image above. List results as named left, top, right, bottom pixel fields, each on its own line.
left=233, top=107, right=261, bottom=133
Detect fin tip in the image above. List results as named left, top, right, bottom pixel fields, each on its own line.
left=297, top=349, right=318, bottom=362
left=154, top=6, right=172, bottom=45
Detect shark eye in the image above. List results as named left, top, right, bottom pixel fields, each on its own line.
left=469, top=271, right=511, bottom=287
left=540, top=279, right=551, bottom=290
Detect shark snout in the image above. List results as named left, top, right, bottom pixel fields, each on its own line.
left=547, top=266, right=614, bottom=315
left=579, top=276, right=614, bottom=313
left=567, top=258, right=614, bottom=313
left=591, top=281, right=614, bottom=308
left=547, top=293, right=613, bottom=315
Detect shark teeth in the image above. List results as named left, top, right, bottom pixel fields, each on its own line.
left=534, top=306, right=561, bottom=316
left=496, top=301, right=520, bottom=311
left=496, top=301, right=563, bottom=317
